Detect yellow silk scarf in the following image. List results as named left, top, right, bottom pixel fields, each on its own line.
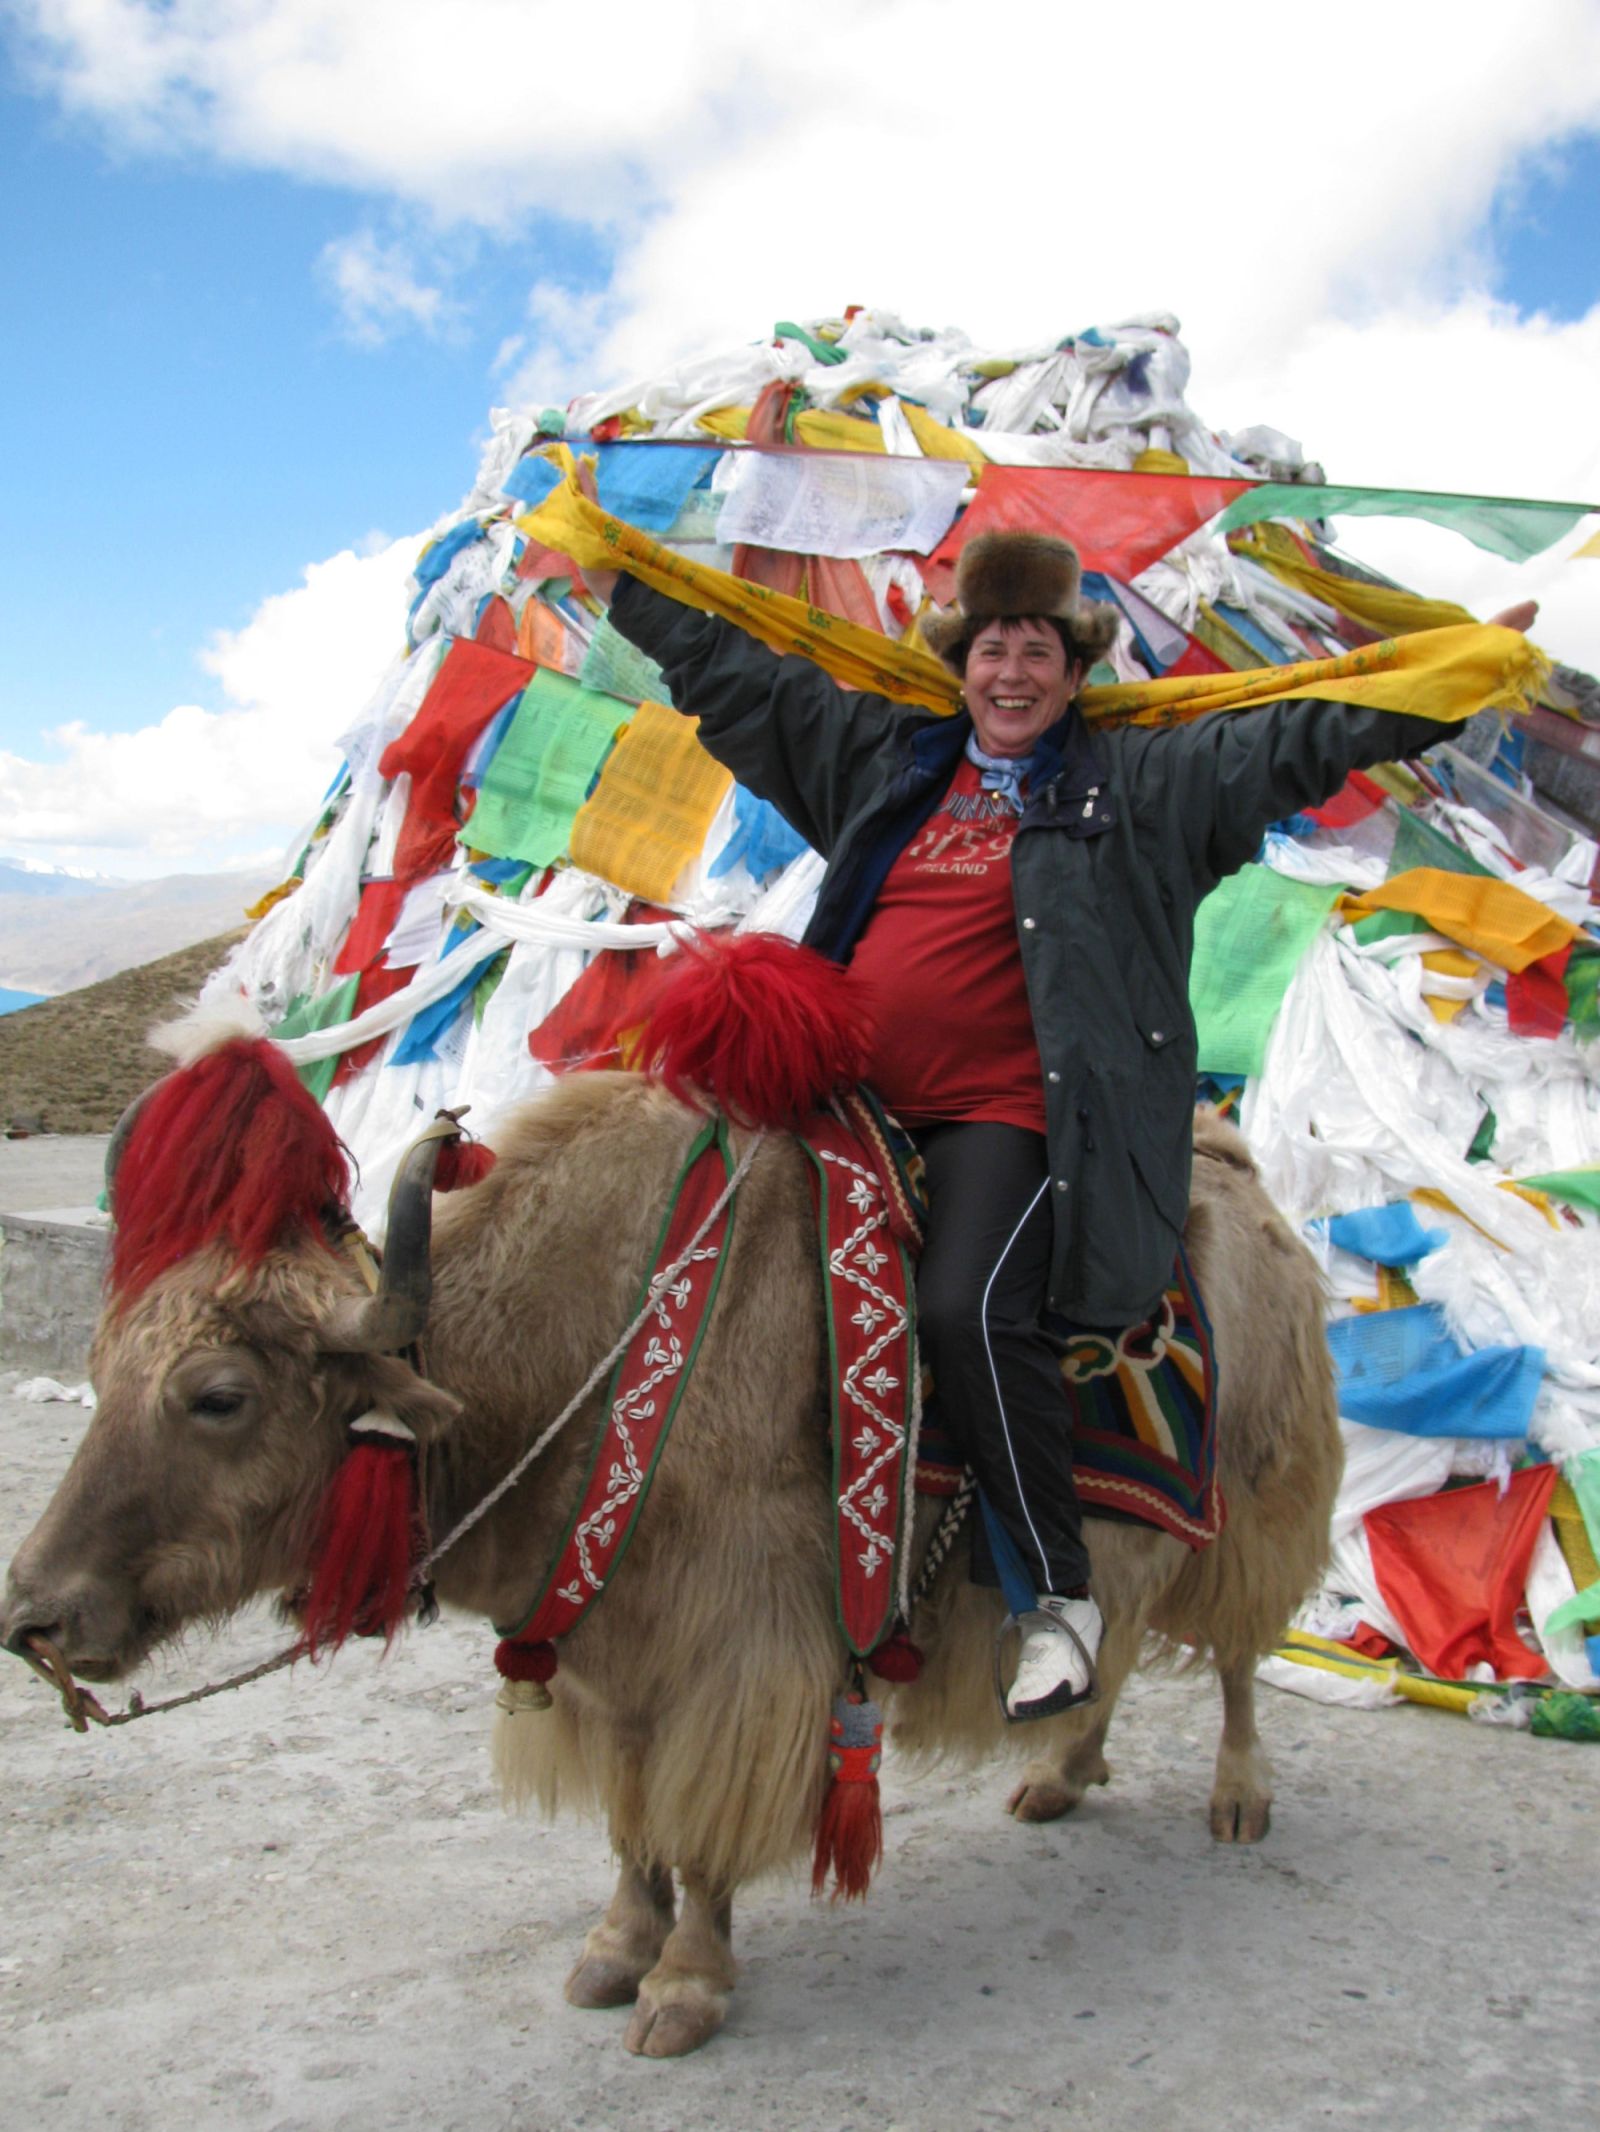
left=517, top=451, right=1550, bottom=732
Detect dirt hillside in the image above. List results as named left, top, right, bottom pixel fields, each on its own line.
left=0, top=931, right=244, bottom=1135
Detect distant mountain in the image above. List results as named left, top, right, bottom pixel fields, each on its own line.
left=0, top=869, right=275, bottom=995
left=0, top=857, right=117, bottom=899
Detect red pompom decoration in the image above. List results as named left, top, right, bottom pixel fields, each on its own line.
left=640, top=932, right=873, bottom=1130
left=866, top=1632, right=923, bottom=1683
left=435, top=1138, right=497, bottom=1191
left=297, top=1441, right=421, bottom=1658
left=494, top=1638, right=558, bottom=1684
left=111, top=1038, right=349, bottom=1302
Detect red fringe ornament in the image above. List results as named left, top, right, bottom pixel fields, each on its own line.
left=297, top=1440, right=422, bottom=1658
left=435, top=1138, right=497, bottom=1191
left=640, top=932, right=873, bottom=1130
left=111, top=1038, right=349, bottom=1302
left=811, top=1690, right=885, bottom=1902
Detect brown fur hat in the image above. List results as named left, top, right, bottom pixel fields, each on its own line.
left=922, top=530, right=1120, bottom=673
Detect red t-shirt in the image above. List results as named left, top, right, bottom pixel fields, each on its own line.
left=849, top=757, right=1046, bottom=1133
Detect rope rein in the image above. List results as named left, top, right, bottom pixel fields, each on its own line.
left=18, top=1129, right=765, bottom=1731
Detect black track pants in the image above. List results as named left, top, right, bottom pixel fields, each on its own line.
left=912, top=1121, right=1091, bottom=1596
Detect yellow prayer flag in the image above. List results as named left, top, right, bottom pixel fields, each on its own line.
left=568, top=701, right=733, bottom=905
left=1342, top=868, right=1579, bottom=972
left=1572, top=525, right=1600, bottom=559
left=1231, top=529, right=1478, bottom=635
left=901, top=401, right=989, bottom=473
left=515, top=452, right=1550, bottom=732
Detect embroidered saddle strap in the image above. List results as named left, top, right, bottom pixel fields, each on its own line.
left=498, top=1117, right=737, bottom=1645
left=800, top=1112, right=918, bottom=1659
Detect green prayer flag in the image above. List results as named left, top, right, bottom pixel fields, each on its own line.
left=466, top=668, right=626, bottom=867
left=1566, top=947, right=1600, bottom=1037
left=273, top=975, right=361, bottom=1102
left=1351, top=909, right=1434, bottom=948
left=1388, top=806, right=1491, bottom=880
left=1544, top=1446, right=1600, bottom=1636
left=1515, top=1165, right=1600, bottom=1215
left=1216, top=484, right=1592, bottom=565
left=579, top=613, right=668, bottom=706
left=1190, top=865, right=1339, bottom=1077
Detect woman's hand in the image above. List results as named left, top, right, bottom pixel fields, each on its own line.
left=573, top=459, right=621, bottom=607
left=1487, top=599, right=1539, bottom=634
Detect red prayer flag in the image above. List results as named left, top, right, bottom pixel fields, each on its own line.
left=1506, top=942, right=1572, bottom=1039
left=921, top=467, right=1254, bottom=599
left=1365, top=1464, right=1558, bottom=1681
left=378, top=640, right=534, bottom=883
left=1306, top=769, right=1389, bottom=831
left=332, top=878, right=408, bottom=977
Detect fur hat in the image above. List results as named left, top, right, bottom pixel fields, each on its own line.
left=922, top=530, right=1120, bottom=673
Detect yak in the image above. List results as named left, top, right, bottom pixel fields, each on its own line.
left=2, top=969, right=1338, bottom=2059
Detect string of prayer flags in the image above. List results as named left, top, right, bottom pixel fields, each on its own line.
left=519, top=452, right=1551, bottom=732
left=465, top=667, right=626, bottom=869
left=568, top=703, right=733, bottom=905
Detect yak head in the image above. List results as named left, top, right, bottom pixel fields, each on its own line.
left=1, top=1021, right=462, bottom=1681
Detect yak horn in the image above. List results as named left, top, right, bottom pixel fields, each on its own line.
left=103, top=1078, right=167, bottom=1214
left=317, top=1110, right=467, bottom=1355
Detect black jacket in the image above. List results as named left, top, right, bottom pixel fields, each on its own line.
left=611, top=573, right=1459, bottom=1323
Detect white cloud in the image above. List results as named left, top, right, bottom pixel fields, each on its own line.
left=318, top=228, right=450, bottom=344
left=0, top=536, right=421, bottom=879
left=8, top=0, right=1600, bottom=867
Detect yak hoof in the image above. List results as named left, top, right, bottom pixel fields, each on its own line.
left=566, top=1952, right=649, bottom=2010
left=1006, top=1748, right=1110, bottom=1823
left=1208, top=1790, right=1272, bottom=1844
left=623, top=1979, right=728, bottom=2059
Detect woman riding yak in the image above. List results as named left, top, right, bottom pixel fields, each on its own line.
left=576, top=514, right=1535, bottom=1723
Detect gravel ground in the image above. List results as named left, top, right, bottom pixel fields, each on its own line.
left=3, top=1360, right=1597, bottom=2132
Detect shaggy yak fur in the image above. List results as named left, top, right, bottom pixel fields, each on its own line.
left=3, top=1074, right=1339, bottom=2059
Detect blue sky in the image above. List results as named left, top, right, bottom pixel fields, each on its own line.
left=2, top=1, right=1598, bottom=877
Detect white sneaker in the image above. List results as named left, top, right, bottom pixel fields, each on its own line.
left=1005, top=1593, right=1103, bottom=1721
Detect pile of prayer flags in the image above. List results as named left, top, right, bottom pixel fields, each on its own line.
left=200, top=306, right=1600, bottom=1726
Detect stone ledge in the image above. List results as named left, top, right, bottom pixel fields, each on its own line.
left=0, top=1209, right=108, bottom=1376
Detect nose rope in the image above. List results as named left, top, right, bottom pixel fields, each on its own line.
left=14, top=1630, right=300, bottom=1731
left=10, top=1128, right=765, bottom=1735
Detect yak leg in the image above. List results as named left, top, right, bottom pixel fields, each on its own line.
left=566, top=1852, right=676, bottom=2010
left=1209, top=1656, right=1273, bottom=1844
left=1006, top=1593, right=1144, bottom=1823
left=624, top=1872, right=736, bottom=2059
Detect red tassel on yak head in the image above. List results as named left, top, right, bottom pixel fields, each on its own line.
left=638, top=932, right=874, bottom=1130
left=110, top=1032, right=350, bottom=1304
left=297, top=1413, right=425, bottom=1658
left=811, top=1689, right=885, bottom=1901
